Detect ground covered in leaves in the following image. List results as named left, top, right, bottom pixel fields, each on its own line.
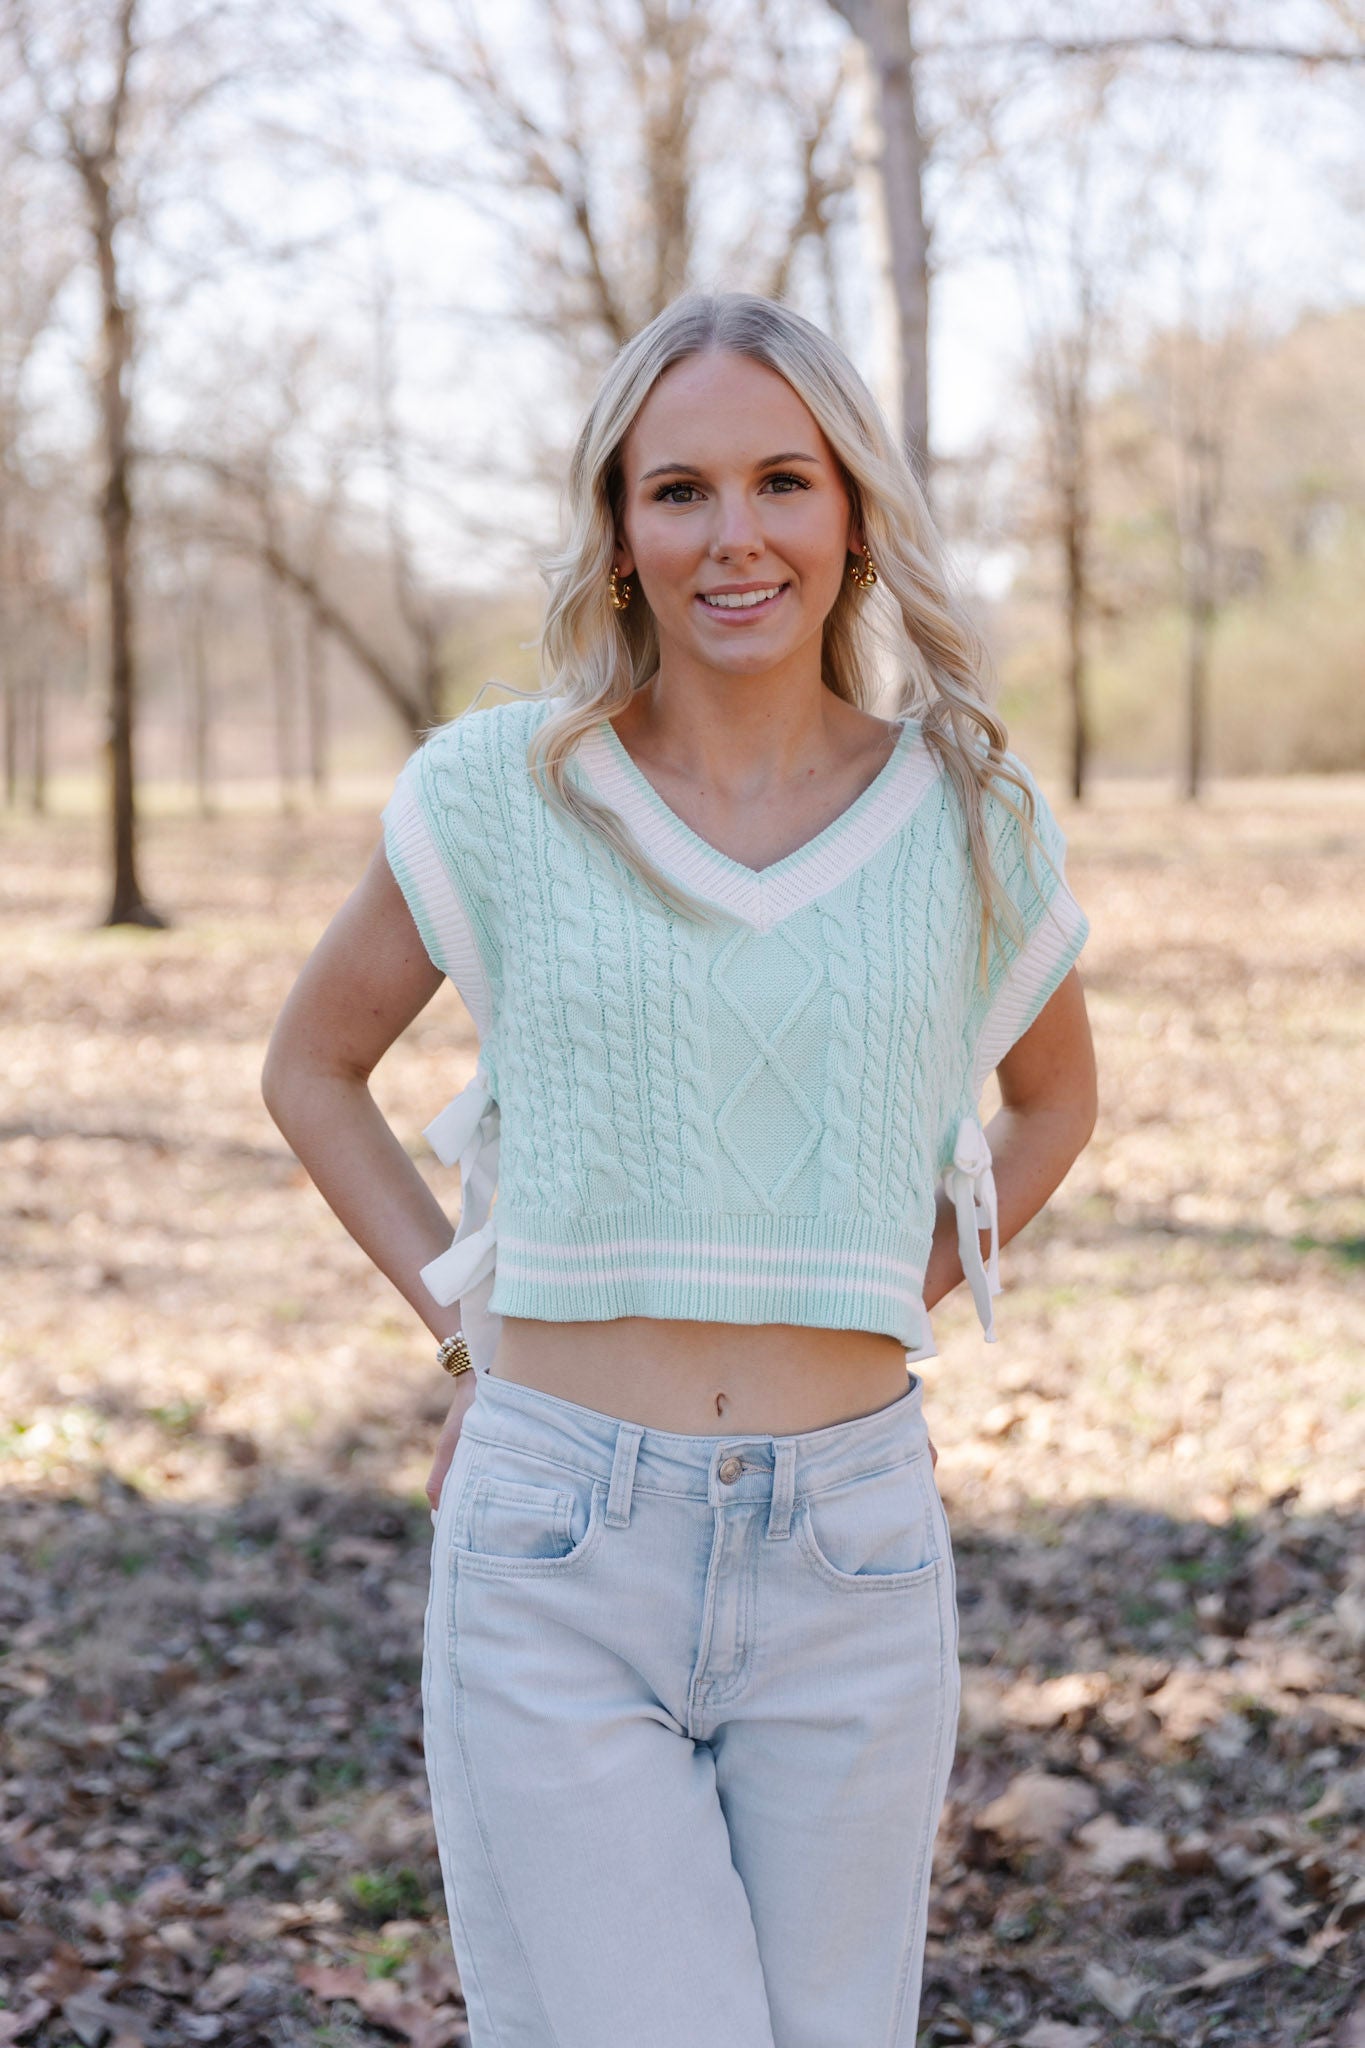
left=1, top=771, right=1362, bottom=2048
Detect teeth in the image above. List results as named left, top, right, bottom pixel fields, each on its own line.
left=700, top=586, right=783, bottom=610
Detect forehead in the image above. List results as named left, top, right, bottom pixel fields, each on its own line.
left=622, top=349, right=831, bottom=474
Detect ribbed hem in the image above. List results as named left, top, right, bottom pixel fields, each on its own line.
left=381, top=756, right=494, bottom=1036
left=489, top=1206, right=934, bottom=1351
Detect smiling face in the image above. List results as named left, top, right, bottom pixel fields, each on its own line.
left=612, top=348, right=862, bottom=687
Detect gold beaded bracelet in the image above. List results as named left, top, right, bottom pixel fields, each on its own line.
left=436, top=1331, right=474, bottom=1378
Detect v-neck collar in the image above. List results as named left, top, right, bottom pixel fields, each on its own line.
left=574, top=712, right=940, bottom=932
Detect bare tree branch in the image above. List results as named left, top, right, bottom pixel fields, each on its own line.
left=921, top=32, right=1365, bottom=67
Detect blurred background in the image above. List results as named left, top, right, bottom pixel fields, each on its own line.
left=1, top=3, right=1363, bottom=2046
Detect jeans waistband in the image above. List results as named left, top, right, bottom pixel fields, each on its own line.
left=461, top=1367, right=931, bottom=1511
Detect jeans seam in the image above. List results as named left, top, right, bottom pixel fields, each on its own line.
left=450, top=1565, right=566, bottom=2048
left=424, top=1491, right=504, bottom=2048
left=885, top=1547, right=951, bottom=2047
left=886, top=1480, right=960, bottom=2043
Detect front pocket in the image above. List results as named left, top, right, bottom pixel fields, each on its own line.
left=469, top=1475, right=576, bottom=1560
left=453, top=1467, right=604, bottom=1575
left=798, top=1456, right=942, bottom=1591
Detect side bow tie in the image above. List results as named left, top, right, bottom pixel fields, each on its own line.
left=419, top=1064, right=500, bottom=1305
left=942, top=1114, right=1001, bottom=1342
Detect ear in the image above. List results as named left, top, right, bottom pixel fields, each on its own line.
left=845, top=512, right=866, bottom=559
left=612, top=533, right=636, bottom=577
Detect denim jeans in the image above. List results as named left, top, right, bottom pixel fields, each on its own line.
left=423, top=1367, right=961, bottom=2048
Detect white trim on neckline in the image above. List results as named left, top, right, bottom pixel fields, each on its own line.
left=575, top=716, right=941, bottom=932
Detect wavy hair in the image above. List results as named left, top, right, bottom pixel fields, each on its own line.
left=511, top=289, right=1045, bottom=975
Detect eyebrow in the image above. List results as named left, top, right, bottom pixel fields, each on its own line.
left=639, top=451, right=822, bottom=481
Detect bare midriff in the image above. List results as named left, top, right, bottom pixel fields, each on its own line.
left=486, top=1316, right=912, bottom=1435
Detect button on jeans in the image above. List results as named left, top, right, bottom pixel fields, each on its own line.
left=423, top=1368, right=961, bottom=2048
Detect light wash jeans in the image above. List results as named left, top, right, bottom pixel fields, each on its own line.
left=423, top=1368, right=961, bottom=2048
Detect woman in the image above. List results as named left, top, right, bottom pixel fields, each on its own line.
left=262, top=290, right=1096, bottom=2048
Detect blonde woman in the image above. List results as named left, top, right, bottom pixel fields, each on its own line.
left=263, top=291, right=1096, bottom=2048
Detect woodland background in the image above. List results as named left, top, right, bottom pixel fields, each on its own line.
left=1, top=2, right=1363, bottom=2045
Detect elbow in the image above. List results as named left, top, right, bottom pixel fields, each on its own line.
left=260, top=1045, right=287, bottom=1130
left=260, top=1027, right=299, bottom=1131
left=1071, top=1066, right=1099, bottom=1162
left=261, top=1029, right=370, bottom=1134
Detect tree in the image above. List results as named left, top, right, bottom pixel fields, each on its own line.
left=1154, top=282, right=1259, bottom=799
left=2, top=3, right=221, bottom=919
left=971, top=52, right=1162, bottom=800
left=387, top=0, right=857, bottom=454
left=0, top=120, right=76, bottom=812
left=0, top=0, right=302, bottom=922
left=825, top=0, right=931, bottom=483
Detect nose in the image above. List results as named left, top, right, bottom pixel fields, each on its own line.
left=708, top=489, right=764, bottom=566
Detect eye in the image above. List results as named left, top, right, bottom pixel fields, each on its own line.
left=652, top=481, right=701, bottom=503
left=763, top=472, right=811, bottom=494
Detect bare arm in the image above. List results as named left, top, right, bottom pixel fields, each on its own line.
left=922, top=966, right=1098, bottom=1314
left=260, top=840, right=461, bottom=1343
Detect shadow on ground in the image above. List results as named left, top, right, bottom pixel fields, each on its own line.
left=1, top=1464, right=1361, bottom=2048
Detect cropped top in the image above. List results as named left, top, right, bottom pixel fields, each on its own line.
left=381, top=692, right=1089, bottom=1372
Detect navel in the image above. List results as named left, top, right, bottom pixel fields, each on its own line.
left=714, top=1389, right=729, bottom=1417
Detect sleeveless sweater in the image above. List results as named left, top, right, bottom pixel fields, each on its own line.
left=381, top=693, right=1089, bottom=1372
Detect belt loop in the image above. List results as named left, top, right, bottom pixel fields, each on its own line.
left=605, top=1421, right=644, bottom=1528
left=766, top=1439, right=797, bottom=1541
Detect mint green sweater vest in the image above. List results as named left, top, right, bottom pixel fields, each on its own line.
left=382, top=693, right=1088, bottom=1372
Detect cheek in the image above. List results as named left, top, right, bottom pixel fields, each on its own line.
left=632, top=521, right=698, bottom=597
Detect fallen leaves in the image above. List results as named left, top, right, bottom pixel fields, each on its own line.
left=296, top=1961, right=467, bottom=2045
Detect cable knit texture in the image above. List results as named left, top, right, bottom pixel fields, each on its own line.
left=382, top=693, right=1088, bottom=1363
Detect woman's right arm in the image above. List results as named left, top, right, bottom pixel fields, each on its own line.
left=260, top=840, right=479, bottom=1499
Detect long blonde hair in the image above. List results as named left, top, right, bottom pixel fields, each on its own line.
left=521, top=289, right=1041, bottom=972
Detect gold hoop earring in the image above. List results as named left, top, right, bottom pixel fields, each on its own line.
left=609, top=565, right=632, bottom=613
left=849, top=547, right=878, bottom=592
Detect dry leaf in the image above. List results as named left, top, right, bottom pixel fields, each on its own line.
left=60, top=1989, right=159, bottom=2046
left=1160, top=1951, right=1273, bottom=1997
left=1335, top=1990, right=1365, bottom=2048
left=974, top=1771, right=1101, bottom=1848
left=1075, top=1813, right=1172, bottom=1876
left=1019, top=2023, right=1100, bottom=2048
left=0, top=2000, right=52, bottom=2046
left=194, top=1959, right=255, bottom=2010
left=1082, top=1960, right=1147, bottom=2019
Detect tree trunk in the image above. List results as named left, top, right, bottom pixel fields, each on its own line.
left=262, top=566, right=298, bottom=815
left=1182, top=588, right=1211, bottom=801
left=828, top=0, right=931, bottom=489
left=91, top=175, right=164, bottom=927
left=252, top=528, right=425, bottom=739
left=2, top=667, right=15, bottom=810
left=179, top=582, right=215, bottom=819
left=30, top=668, right=47, bottom=815
left=1064, top=532, right=1089, bottom=802
left=1061, top=427, right=1091, bottom=803
left=303, top=606, right=328, bottom=799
